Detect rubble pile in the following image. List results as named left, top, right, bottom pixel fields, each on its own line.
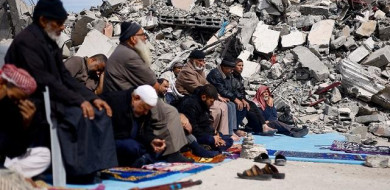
left=1, top=0, right=390, bottom=144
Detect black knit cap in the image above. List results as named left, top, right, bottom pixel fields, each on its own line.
left=188, top=50, right=205, bottom=59
left=119, top=21, right=142, bottom=42
left=221, top=57, right=236, bottom=68
left=33, top=0, right=67, bottom=22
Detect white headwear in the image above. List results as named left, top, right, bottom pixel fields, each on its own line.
left=133, top=85, right=158, bottom=106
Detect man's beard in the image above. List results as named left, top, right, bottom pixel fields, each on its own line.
left=192, top=62, right=204, bottom=71
left=134, top=38, right=152, bottom=67
left=263, top=96, right=269, bottom=101
left=44, top=24, right=60, bottom=43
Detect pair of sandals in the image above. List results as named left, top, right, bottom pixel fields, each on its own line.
left=254, top=153, right=287, bottom=166
left=237, top=164, right=285, bottom=180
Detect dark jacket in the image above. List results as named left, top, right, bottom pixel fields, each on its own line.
left=5, top=23, right=97, bottom=109
left=206, top=66, right=241, bottom=101
left=100, top=89, right=155, bottom=146
left=232, top=71, right=246, bottom=100
left=177, top=94, right=214, bottom=137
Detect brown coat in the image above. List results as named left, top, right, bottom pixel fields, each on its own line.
left=175, top=62, right=208, bottom=95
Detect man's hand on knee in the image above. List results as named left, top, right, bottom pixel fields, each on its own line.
left=93, top=99, right=113, bottom=117
left=81, top=101, right=95, bottom=120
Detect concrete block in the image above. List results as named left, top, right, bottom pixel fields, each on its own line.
left=238, top=12, right=259, bottom=47
left=324, top=105, right=338, bottom=116
left=369, top=123, right=390, bottom=137
left=349, top=125, right=368, bottom=139
left=343, top=36, right=358, bottom=50
left=362, top=45, right=390, bottom=68
left=75, top=29, right=117, bottom=58
left=270, top=63, right=283, bottom=79
left=363, top=37, right=375, bottom=50
left=171, top=0, right=195, bottom=11
left=252, top=22, right=280, bottom=54
left=308, top=20, right=335, bottom=53
left=298, top=114, right=320, bottom=123
left=238, top=50, right=260, bottom=79
left=229, top=4, right=244, bottom=17
left=365, top=155, right=390, bottom=168
left=341, top=25, right=351, bottom=37
left=356, top=21, right=376, bottom=37
left=300, top=5, right=329, bottom=17
left=330, top=36, right=347, bottom=50
left=344, top=134, right=361, bottom=143
left=374, top=10, right=386, bottom=20
left=292, top=46, right=330, bottom=81
left=305, top=107, right=317, bottom=114
left=331, top=87, right=342, bottom=103
left=355, top=114, right=386, bottom=124
left=348, top=46, right=370, bottom=63
left=140, top=16, right=159, bottom=29
left=281, top=30, right=306, bottom=48
left=71, top=15, right=96, bottom=46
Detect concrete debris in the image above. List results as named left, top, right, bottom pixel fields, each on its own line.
left=300, top=5, right=329, bottom=17
left=0, top=0, right=32, bottom=40
left=330, top=36, right=347, bottom=50
left=330, top=87, right=342, bottom=103
left=292, top=46, right=330, bottom=81
left=171, top=0, right=196, bottom=11
left=75, top=29, right=117, bottom=58
left=355, top=114, right=386, bottom=124
left=229, top=4, right=244, bottom=17
left=240, top=134, right=267, bottom=159
left=270, top=63, right=283, bottom=79
left=374, top=10, right=386, bottom=20
left=362, top=45, right=390, bottom=68
left=0, top=39, right=12, bottom=67
left=71, top=14, right=97, bottom=46
left=281, top=30, right=306, bottom=48
left=365, top=155, right=390, bottom=168
left=343, top=36, right=358, bottom=51
left=308, top=20, right=334, bottom=54
left=238, top=12, right=259, bottom=48
left=369, top=123, right=390, bottom=137
left=356, top=21, right=377, bottom=37
left=238, top=50, right=260, bottom=79
left=252, top=22, right=280, bottom=54
left=347, top=46, right=370, bottom=63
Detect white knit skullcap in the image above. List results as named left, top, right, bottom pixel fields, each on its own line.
left=133, top=85, right=158, bottom=106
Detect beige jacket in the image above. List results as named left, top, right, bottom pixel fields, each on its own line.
left=175, top=62, right=208, bottom=95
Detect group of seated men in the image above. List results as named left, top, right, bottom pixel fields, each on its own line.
left=0, top=0, right=308, bottom=184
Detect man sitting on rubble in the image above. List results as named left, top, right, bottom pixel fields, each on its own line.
left=0, top=64, right=50, bottom=178
left=100, top=85, right=169, bottom=167
left=232, top=59, right=277, bottom=136
left=178, top=84, right=233, bottom=152
left=175, top=50, right=235, bottom=140
left=4, top=0, right=117, bottom=183
left=156, top=78, right=219, bottom=158
left=206, top=57, right=248, bottom=138
left=160, top=62, right=184, bottom=104
left=253, top=85, right=309, bottom=138
left=64, top=54, right=107, bottom=95
left=103, top=21, right=191, bottom=162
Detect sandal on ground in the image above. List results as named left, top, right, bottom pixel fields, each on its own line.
left=254, top=153, right=271, bottom=164
left=262, top=163, right=285, bottom=179
left=274, top=154, right=287, bottom=166
left=237, top=165, right=272, bottom=180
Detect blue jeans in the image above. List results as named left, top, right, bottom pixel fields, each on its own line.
left=115, top=138, right=147, bottom=166
left=196, top=133, right=233, bottom=152
left=226, top=102, right=236, bottom=135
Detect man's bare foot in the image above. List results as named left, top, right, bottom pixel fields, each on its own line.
left=235, top=129, right=247, bottom=137
left=263, top=125, right=277, bottom=133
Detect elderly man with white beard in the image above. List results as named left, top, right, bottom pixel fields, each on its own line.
left=4, top=0, right=117, bottom=184
left=103, top=22, right=193, bottom=163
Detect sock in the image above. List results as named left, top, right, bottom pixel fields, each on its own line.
left=165, top=152, right=194, bottom=163
left=189, top=141, right=219, bottom=158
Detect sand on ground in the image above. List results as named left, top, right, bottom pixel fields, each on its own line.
left=182, top=158, right=390, bottom=190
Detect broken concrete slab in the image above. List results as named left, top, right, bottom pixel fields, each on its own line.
left=369, top=123, right=390, bottom=137
left=281, top=30, right=306, bottom=48
left=140, top=15, right=159, bottom=29
left=349, top=125, right=368, bottom=139
left=71, top=15, right=96, bottom=46
left=355, top=114, right=386, bottom=124
left=300, top=5, right=329, bottom=17
left=238, top=12, right=259, bottom=48
left=338, top=59, right=386, bottom=102
left=348, top=46, right=370, bottom=63
left=374, top=10, right=386, bottom=20
left=287, top=15, right=323, bottom=29
left=345, top=134, right=361, bottom=143
left=229, top=4, right=244, bottom=17
left=372, top=86, right=390, bottom=109
left=362, top=45, right=390, bottom=68
left=330, top=36, right=347, bottom=50
left=75, top=29, right=117, bottom=58
left=251, top=22, right=280, bottom=54
left=363, top=37, right=375, bottom=51
left=292, top=46, right=330, bottom=81
left=356, top=21, right=376, bottom=37
left=270, top=63, right=283, bottom=79
left=308, top=20, right=335, bottom=53
left=330, top=87, right=342, bottom=103
left=171, top=0, right=195, bottom=11
left=238, top=50, right=260, bottom=79
left=378, top=22, right=390, bottom=41
left=343, top=36, right=358, bottom=50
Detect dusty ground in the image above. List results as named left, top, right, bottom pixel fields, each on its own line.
left=182, top=158, right=390, bottom=190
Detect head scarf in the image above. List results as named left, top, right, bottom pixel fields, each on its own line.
left=133, top=85, right=158, bottom=107
left=253, top=85, right=273, bottom=111
left=0, top=64, right=37, bottom=95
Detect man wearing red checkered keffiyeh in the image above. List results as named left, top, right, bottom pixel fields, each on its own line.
left=0, top=64, right=50, bottom=178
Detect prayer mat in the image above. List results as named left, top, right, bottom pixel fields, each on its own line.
left=100, top=167, right=174, bottom=183
left=142, top=162, right=212, bottom=173
left=330, top=140, right=390, bottom=155
left=267, top=150, right=366, bottom=161
left=225, top=144, right=242, bottom=159
left=182, top=151, right=226, bottom=163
